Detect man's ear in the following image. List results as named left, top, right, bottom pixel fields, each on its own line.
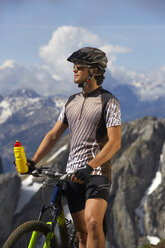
left=89, top=67, right=98, bottom=78
left=93, top=67, right=98, bottom=75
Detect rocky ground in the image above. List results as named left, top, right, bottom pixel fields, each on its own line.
left=0, top=116, right=165, bottom=248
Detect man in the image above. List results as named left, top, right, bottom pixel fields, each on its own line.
left=29, top=47, right=121, bottom=248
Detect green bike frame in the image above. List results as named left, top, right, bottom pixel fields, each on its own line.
left=28, top=222, right=54, bottom=248
left=27, top=182, right=69, bottom=248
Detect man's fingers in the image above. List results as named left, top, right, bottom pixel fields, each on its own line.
left=70, top=174, right=84, bottom=184
left=71, top=174, right=75, bottom=181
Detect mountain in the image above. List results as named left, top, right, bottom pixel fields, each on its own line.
left=110, top=84, right=165, bottom=122
left=0, top=89, right=67, bottom=172
left=0, top=86, right=165, bottom=171
left=103, top=70, right=165, bottom=121
left=0, top=117, right=165, bottom=248
left=109, top=116, right=165, bottom=248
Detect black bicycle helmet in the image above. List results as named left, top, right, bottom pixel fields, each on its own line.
left=67, top=47, right=108, bottom=75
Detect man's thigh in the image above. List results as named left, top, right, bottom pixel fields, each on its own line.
left=65, top=181, right=86, bottom=214
left=85, top=198, right=107, bottom=224
left=86, top=175, right=111, bottom=204
left=71, top=209, right=87, bottom=234
left=66, top=175, right=111, bottom=214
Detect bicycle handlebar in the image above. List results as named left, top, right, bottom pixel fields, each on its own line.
left=31, top=166, right=71, bottom=182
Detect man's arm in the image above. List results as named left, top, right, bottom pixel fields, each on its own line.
left=32, top=120, right=68, bottom=164
left=72, top=125, right=121, bottom=183
left=88, top=125, right=121, bottom=169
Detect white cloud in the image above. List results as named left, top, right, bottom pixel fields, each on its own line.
left=0, top=26, right=132, bottom=97
left=38, top=26, right=131, bottom=85
left=0, top=61, right=56, bottom=96
left=0, top=60, right=76, bottom=96
left=134, top=66, right=165, bottom=100
left=39, top=26, right=103, bottom=81
left=0, top=25, right=164, bottom=101
left=0, top=60, right=15, bottom=70
left=100, top=44, right=132, bottom=54
left=109, top=64, right=165, bottom=101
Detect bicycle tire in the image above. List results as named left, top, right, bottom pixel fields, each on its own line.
left=3, top=220, right=59, bottom=248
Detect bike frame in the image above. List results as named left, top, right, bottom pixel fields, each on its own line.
left=28, top=182, right=69, bottom=248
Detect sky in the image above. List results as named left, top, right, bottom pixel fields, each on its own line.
left=0, top=0, right=165, bottom=100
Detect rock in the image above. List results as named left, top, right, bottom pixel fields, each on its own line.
left=0, top=173, right=21, bottom=244
left=12, top=179, right=57, bottom=230
left=161, top=142, right=165, bottom=178
left=143, top=141, right=165, bottom=240
left=109, top=117, right=165, bottom=248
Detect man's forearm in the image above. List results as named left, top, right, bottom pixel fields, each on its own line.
left=88, top=125, right=121, bottom=169
left=32, top=120, right=68, bottom=164
left=32, top=132, right=56, bottom=164
left=88, top=139, right=121, bottom=169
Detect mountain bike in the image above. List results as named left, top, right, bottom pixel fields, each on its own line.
left=3, top=166, right=79, bottom=248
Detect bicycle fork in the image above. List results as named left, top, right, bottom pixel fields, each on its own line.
left=28, top=226, right=54, bottom=248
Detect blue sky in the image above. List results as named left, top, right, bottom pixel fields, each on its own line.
left=0, top=0, right=165, bottom=100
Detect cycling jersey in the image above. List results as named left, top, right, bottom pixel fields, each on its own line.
left=58, top=87, right=121, bottom=180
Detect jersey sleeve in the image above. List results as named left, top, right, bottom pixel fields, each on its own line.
left=106, top=98, right=121, bottom=127
left=58, top=104, right=68, bottom=124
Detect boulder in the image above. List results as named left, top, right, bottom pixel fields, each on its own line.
left=0, top=173, right=21, bottom=244
left=109, top=117, right=165, bottom=248
left=143, top=141, right=165, bottom=240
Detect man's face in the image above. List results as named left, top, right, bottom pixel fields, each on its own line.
left=73, top=64, right=90, bottom=85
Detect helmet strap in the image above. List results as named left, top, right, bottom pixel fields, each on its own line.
left=83, top=74, right=93, bottom=86
left=78, top=74, right=93, bottom=88
left=78, top=68, right=93, bottom=88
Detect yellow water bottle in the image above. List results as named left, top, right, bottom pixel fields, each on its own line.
left=14, top=140, right=28, bottom=173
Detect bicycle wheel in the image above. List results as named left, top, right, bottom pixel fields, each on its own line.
left=3, top=220, right=59, bottom=248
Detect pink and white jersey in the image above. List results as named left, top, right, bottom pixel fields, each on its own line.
left=58, top=87, right=121, bottom=180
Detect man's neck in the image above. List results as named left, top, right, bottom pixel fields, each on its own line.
left=82, top=81, right=100, bottom=94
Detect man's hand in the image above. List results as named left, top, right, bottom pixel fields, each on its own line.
left=72, top=164, right=93, bottom=183
left=26, top=159, right=36, bottom=173
left=14, top=159, right=36, bottom=174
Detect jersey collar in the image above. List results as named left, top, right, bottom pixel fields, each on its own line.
left=82, top=86, right=102, bottom=97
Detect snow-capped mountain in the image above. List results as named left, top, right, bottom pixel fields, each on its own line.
left=0, top=86, right=165, bottom=172
left=108, top=84, right=165, bottom=122
left=0, top=89, right=66, bottom=172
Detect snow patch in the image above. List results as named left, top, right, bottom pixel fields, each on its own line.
left=147, top=154, right=163, bottom=195
left=147, top=236, right=160, bottom=245
left=0, top=100, right=12, bottom=124
left=47, top=144, right=68, bottom=163
left=147, top=171, right=162, bottom=195
left=15, top=175, right=42, bottom=214
left=135, top=153, right=163, bottom=235
left=0, top=96, right=41, bottom=124
left=54, top=99, right=66, bottom=108
left=14, top=145, right=68, bottom=214
left=25, top=111, right=34, bottom=117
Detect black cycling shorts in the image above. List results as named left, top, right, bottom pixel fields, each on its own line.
left=65, top=175, right=111, bottom=214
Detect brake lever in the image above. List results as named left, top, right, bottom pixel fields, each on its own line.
left=31, top=168, right=41, bottom=177
left=60, top=173, right=71, bottom=181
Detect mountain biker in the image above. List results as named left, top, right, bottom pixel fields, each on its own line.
left=28, top=47, right=121, bottom=248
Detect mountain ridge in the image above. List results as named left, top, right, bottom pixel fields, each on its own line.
left=0, top=87, right=165, bottom=172
left=0, top=89, right=67, bottom=172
